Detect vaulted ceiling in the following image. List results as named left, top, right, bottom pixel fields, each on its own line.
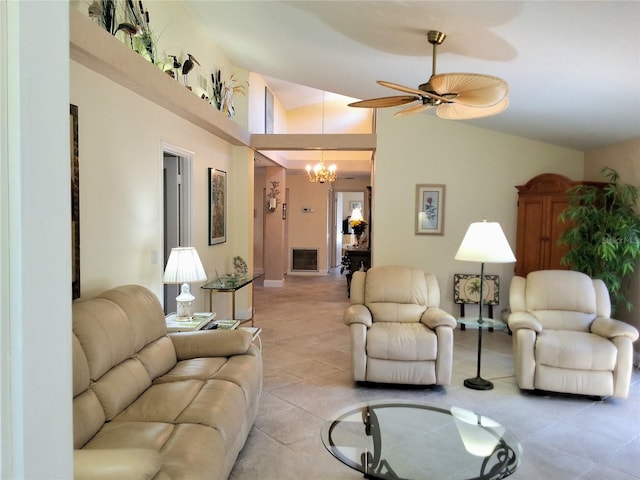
left=184, top=1, right=639, bottom=161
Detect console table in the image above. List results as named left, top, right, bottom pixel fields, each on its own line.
left=201, top=274, right=263, bottom=326
left=342, top=247, right=371, bottom=296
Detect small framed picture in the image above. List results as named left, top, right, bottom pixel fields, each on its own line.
left=349, top=201, right=362, bottom=211
left=415, top=184, right=445, bottom=235
left=454, top=273, right=500, bottom=305
left=208, top=168, right=227, bottom=245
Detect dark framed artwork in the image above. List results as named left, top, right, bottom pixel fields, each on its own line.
left=208, top=168, right=227, bottom=245
left=415, top=184, right=445, bottom=235
left=265, top=87, right=274, bottom=134
left=70, top=104, right=80, bottom=299
left=453, top=274, right=500, bottom=305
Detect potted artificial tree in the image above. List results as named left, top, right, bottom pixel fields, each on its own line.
left=558, top=167, right=640, bottom=314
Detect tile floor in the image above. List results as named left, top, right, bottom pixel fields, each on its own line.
left=229, top=271, right=640, bottom=480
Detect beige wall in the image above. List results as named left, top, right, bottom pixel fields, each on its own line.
left=286, top=96, right=372, bottom=134
left=373, top=109, right=585, bottom=316
left=286, top=173, right=332, bottom=273
left=584, top=138, right=640, bottom=356
left=71, top=61, right=253, bottom=317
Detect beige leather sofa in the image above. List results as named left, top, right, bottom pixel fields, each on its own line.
left=72, top=285, right=262, bottom=479
left=344, top=265, right=456, bottom=385
left=509, top=270, right=638, bottom=399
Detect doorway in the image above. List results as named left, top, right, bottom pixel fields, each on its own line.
left=331, top=190, right=365, bottom=268
left=163, top=146, right=194, bottom=314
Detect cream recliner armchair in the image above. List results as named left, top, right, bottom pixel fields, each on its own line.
left=343, top=265, right=456, bottom=385
left=509, top=270, right=638, bottom=398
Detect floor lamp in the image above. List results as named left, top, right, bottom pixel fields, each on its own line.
left=455, top=220, right=515, bottom=390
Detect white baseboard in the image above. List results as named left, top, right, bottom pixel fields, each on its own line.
left=263, top=279, right=284, bottom=288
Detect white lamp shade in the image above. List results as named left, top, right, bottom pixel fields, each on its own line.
left=454, top=221, right=516, bottom=263
left=163, top=247, right=207, bottom=284
left=351, top=207, right=364, bottom=222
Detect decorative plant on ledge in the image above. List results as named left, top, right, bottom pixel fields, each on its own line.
left=89, top=0, right=157, bottom=63
left=87, top=1, right=249, bottom=120
left=212, top=70, right=248, bottom=119
left=558, top=167, right=640, bottom=313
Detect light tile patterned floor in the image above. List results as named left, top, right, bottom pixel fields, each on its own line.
left=229, top=271, right=640, bottom=480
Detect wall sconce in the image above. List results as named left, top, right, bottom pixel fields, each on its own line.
left=267, top=180, right=281, bottom=213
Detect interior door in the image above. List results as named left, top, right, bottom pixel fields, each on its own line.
left=163, top=150, right=193, bottom=314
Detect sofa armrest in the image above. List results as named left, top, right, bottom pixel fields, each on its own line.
left=421, top=307, right=456, bottom=330
left=74, top=448, right=162, bottom=480
left=591, top=317, right=639, bottom=341
left=169, top=329, right=253, bottom=360
left=508, top=311, right=542, bottom=333
left=344, top=304, right=372, bottom=327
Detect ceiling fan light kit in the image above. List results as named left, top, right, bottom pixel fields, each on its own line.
left=349, top=30, right=510, bottom=120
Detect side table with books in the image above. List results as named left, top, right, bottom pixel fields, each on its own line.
left=165, top=312, right=216, bottom=332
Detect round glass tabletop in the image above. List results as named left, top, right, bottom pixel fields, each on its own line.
left=321, top=400, right=521, bottom=480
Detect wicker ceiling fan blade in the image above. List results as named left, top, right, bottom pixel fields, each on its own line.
left=394, top=103, right=434, bottom=117
left=348, top=95, right=418, bottom=108
left=378, top=80, right=450, bottom=103
left=430, top=73, right=509, bottom=107
left=350, top=31, right=510, bottom=119
left=436, top=97, right=509, bottom=120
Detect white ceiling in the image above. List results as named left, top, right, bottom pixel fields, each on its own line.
left=183, top=1, right=639, bottom=154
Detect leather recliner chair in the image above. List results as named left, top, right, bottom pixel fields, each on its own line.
left=508, top=270, right=638, bottom=398
left=343, top=265, right=456, bottom=385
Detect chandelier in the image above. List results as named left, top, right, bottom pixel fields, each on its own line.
left=306, top=91, right=337, bottom=183
left=306, top=162, right=337, bottom=183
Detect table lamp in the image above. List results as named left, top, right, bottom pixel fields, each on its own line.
left=455, top=220, right=515, bottom=390
left=163, top=247, right=207, bottom=320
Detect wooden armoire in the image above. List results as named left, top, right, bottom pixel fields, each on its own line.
left=514, top=173, right=602, bottom=277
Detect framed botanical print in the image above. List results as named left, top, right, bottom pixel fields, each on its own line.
left=208, top=168, right=226, bottom=245
left=415, top=184, right=445, bottom=235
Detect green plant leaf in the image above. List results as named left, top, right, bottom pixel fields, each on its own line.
left=558, top=168, right=640, bottom=314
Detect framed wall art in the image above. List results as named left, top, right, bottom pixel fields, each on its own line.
left=453, top=273, right=500, bottom=305
left=415, top=184, right=445, bottom=235
left=208, top=168, right=227, bottom=245
left=70, top=104, right=80, bottom=299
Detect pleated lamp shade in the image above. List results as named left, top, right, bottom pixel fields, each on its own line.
left=163, top=247, right=207, bottom=283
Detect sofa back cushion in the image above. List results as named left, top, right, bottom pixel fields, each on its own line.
left=72, top=285, right=177, bottom=421
left=525, top=270, right=596, bottom=331
left=73, top=298, right=137, bottom=380
left=72, top=334, right=105, bottom=448
left=364, top=266, right=438, bottom=323
left=97, top=285, right=177, bottom=379
left=97, top=285, right=168, bottom=352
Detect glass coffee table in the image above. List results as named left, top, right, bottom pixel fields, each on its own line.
left=321, top=400, right=521, bottom=480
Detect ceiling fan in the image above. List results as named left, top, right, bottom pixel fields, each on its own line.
left=349, top=30, right=509, bottom=119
